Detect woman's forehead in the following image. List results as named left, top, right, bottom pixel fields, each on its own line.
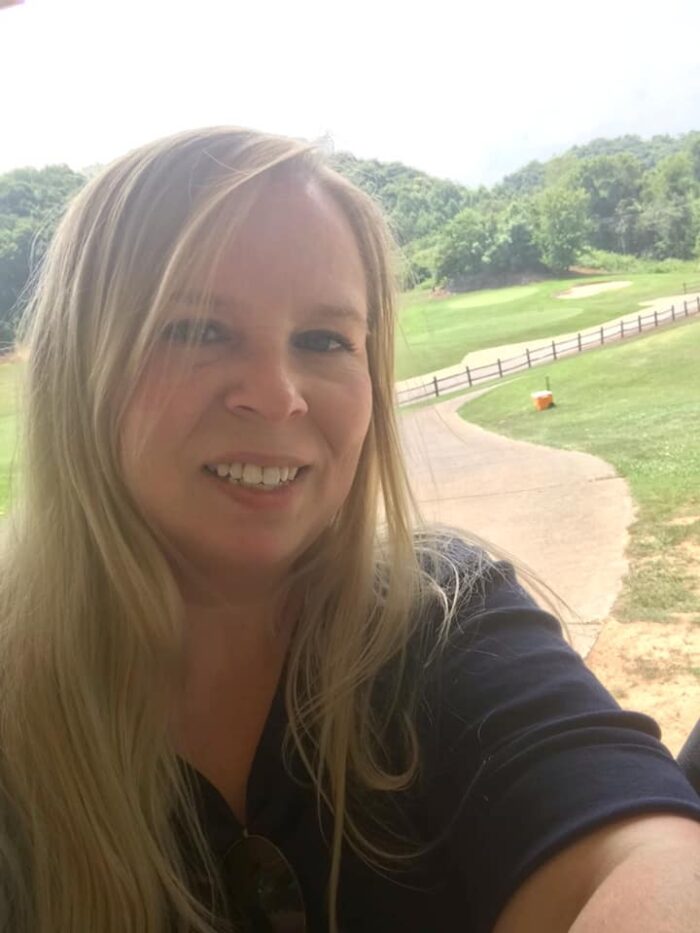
left=195, top=179, right=368, bottom=316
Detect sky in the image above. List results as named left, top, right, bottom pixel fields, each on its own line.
left=2, top=0, right=700, bottom=186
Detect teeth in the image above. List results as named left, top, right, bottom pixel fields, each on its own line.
left=242, top=463, right=262, bottom=485
left=262, top=466, right=281, bottom=485
left=207, top=461, right=303, bottom=488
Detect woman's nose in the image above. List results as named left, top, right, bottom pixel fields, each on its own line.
left=222, top=348, right=309, bottom=422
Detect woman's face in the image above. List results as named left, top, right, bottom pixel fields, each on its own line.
left=120, top=178, right=373, bottom=590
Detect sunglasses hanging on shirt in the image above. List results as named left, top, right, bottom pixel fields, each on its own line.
left=220, top=831, right=307, bottom=933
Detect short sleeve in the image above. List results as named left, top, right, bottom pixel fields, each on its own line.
left=418, top=549, right=700, bottom=933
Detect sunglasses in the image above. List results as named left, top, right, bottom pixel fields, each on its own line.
left=179, top=760, right=307, bottom=932
left=217, top=831, right=307, bottom=933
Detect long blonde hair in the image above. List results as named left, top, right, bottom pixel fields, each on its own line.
left=0, top=128, right=480, bottom=932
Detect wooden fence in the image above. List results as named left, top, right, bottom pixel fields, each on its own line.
left=397, top=295, right=700, bottom=406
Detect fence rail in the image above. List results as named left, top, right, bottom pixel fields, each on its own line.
left=397, top=295, right=700, bottom=406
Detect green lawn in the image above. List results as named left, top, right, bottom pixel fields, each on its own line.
left=459, top=317, right=700, bottom=622
left=397, top=269, right=700, bottom=380
left=0, top=361, right=20, bottom=516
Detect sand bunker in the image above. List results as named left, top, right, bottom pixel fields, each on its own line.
left=558, top=280, right=632, bottom=299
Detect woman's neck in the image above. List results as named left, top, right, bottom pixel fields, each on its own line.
left=171, top=589, right=299, bottom=773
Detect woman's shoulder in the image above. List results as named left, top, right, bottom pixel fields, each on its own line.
left=411, top=528, right=553, bottom=644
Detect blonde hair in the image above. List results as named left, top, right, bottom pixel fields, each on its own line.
left=0, top=128, right=484, bottom=932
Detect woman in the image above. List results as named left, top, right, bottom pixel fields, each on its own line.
left=0, top=127, right=698, bottom=933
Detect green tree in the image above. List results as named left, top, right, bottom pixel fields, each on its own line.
left=636, top=197, right=697, bottom=260
left=330, top=154, right=470, bottom=245
left=0, top=218, right=43, bottom=342
left=646, top=152, right=696, bottom=200
left=534, top=186, right=590, bottom=272
left=569, top=134, right=684, bottom=170
left=571, top=154, right=644, bottom=251
left=499, top=160, right=546, bottom=196
left=636, top=153, right=698, bottom=258
left=685, top=134, right=700, bottom=184
left=0, top=165, right=85, bottom=340
left=483, top=202, right=541, bottom=275
left=433, top=208, right=491, bottom=283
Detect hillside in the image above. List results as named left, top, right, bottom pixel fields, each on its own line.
left=3, top=130, right=700, bottom=339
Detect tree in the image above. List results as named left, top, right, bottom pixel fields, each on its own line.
left=499, top=160, right=546, bottom=196
left=330, top=154, right=470, bottom=245
left=0, top=165, right=86, bottom=218
left=0, top=218, right=44, bottom=342
left=433, top=208, right=491, bottom=284
left=482, top=202, right=541, bottom=275
left=636, top=197, right=697, bottom=260
left=334, top=134, right=700, bottom=280
left=568, top=134, right=684, bottom=170
left=534, top=187, right=590, bottom=272
left=685, top=134, right=700, bottom=184
left=571, top=154, right=644, bottom=251
left=0, top=165, right=86, bottom=339
left=636, top=153, right=698, bottom=259
left=643, top=152, right=697, bottom=204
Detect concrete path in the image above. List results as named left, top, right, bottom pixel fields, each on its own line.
left=400, top=390, right=636, bottom=657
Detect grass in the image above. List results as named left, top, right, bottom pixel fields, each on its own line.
left=396, top=268, right=700, bottom=380
left=0, top=361, right=20, bottom=516
left=459, top=316, right=700, bottom=623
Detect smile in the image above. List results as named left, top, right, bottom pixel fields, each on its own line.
left=204, top=461, right=305, bottom=491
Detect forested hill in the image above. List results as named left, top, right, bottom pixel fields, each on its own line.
left=330, top=153, right=470, bottom=244
left=331, top=131, right=700, bottom=289
left=2, top=131, right=700, bottom=342
left=498, top=133, right=700, bottom=194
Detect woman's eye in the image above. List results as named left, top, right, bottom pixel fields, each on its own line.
left=295, top=330, right=355, bottom=353
left=161, top=319, right=225, bottom=345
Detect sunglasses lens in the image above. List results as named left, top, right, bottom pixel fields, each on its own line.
left=223, top=834, right=306, bottom=932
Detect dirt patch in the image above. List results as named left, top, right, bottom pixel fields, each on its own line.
left=586, top=615, right=700, bottom=756
left=558, top=280, right=632, bottom=300
left=668, top=515, right=700, bottom=528
left=681, top=540, right=700, bottom=586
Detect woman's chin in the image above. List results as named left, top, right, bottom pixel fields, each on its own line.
left=173, top=535, right=301, bottom=590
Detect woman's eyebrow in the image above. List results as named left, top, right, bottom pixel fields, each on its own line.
left=170, top=292, right=367, bottom=326
left=307, top=303, right=368, bottom=327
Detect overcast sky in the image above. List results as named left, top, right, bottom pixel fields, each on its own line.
left=2, top=0, right=700, bottom=186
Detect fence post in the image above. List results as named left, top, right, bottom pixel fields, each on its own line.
left=654, top=309, right=659, bottom=327
left=465, top=365, right=472, bottom=387
left=526, top=348, right=531, bottom=369
left=497, top=358, right=503, bottom=378
left=620, top=320, right=624, bottom=337
left=433, top=376, right=439, bottom=397
left=577, top=332, right=582, bottom=352
left=684, top=300, right=689, bottom=317
left=638, top=315, right=642, bottom=333
left=697, top=296, right=700, bottom=312
left=600, top=326, right=605, bottom=345
left=671, top=304, right=676, bottom=321
left=551, top=340, right=557, bottom=360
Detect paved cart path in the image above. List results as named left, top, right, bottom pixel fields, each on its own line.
left=400, top=390, right=635, bottom=657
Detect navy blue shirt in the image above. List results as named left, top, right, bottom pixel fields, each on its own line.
left=189, top=555, right=700, bottom=932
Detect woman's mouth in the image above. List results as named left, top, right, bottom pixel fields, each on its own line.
left=203, top=461, right=307, bottom=492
